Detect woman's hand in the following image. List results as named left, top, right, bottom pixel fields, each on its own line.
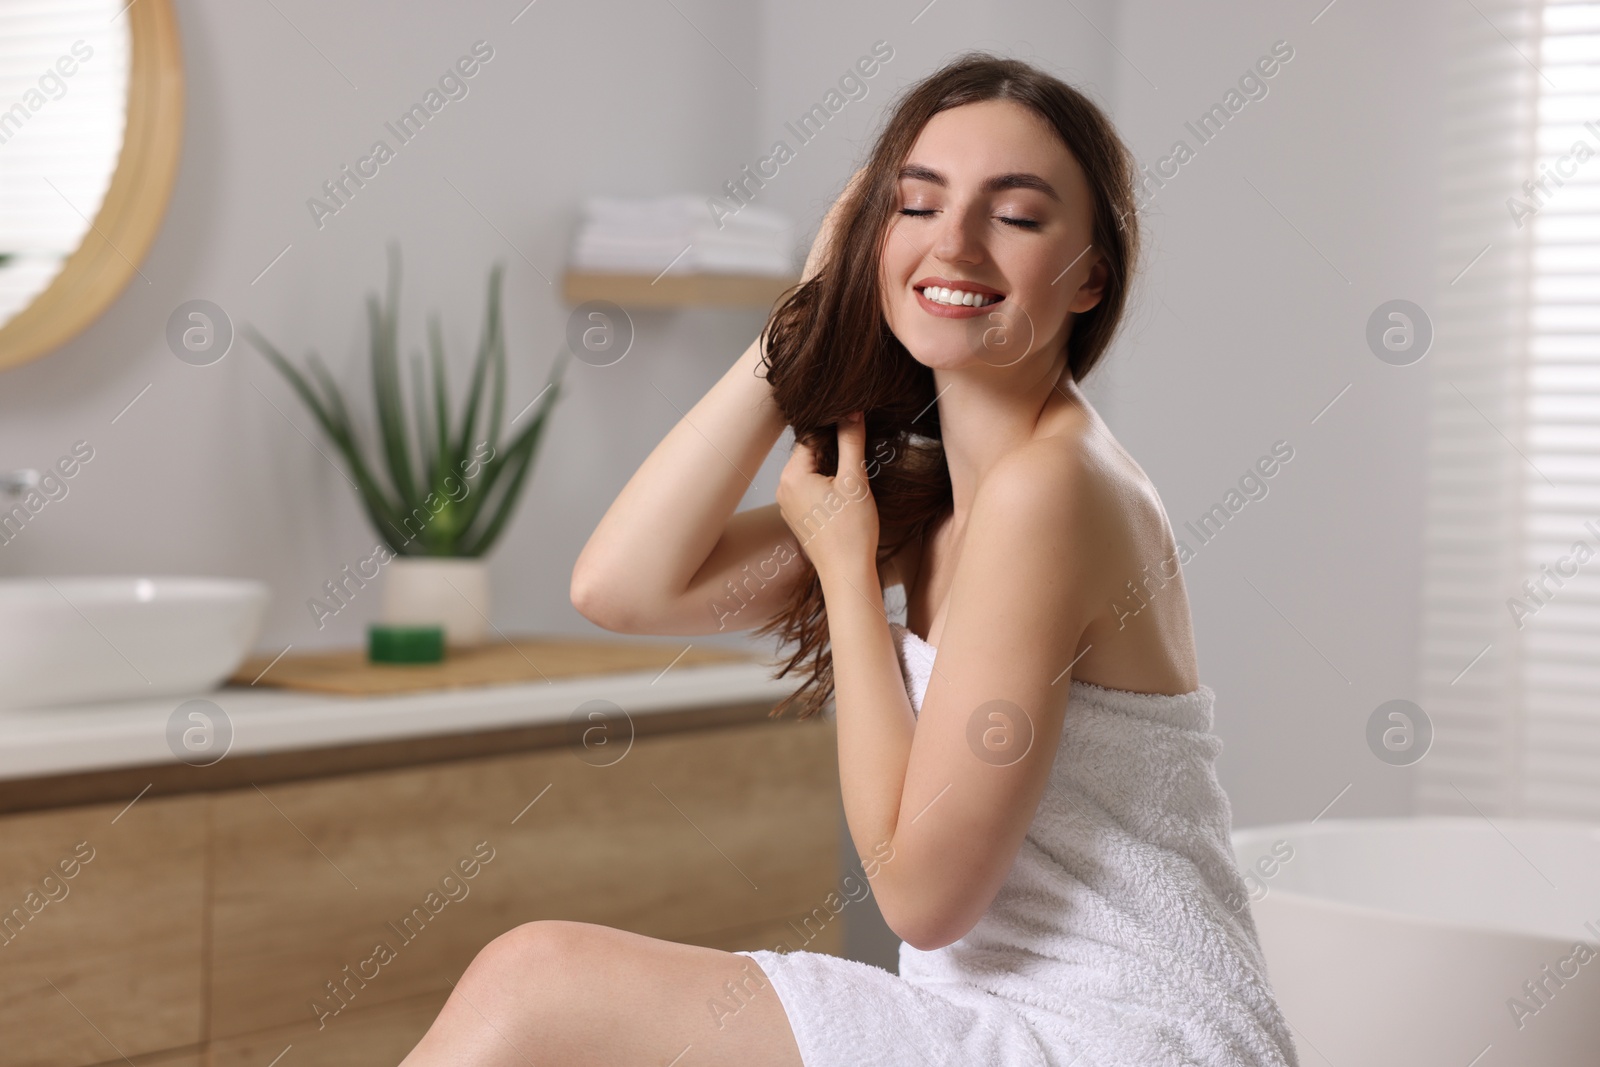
left=801, top=166, right=869, bottom=283
left=778, top=412, right=879, bottom=586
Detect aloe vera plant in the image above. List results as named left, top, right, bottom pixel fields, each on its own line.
left=246, top=245, right=568, bottom=557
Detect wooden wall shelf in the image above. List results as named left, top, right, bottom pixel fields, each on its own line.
left=562, top=270, right=799, bottom=309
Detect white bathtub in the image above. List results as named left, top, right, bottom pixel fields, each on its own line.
left=1232, top=817, right=1600, bottom=1067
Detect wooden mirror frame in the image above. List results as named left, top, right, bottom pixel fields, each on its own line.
left=0, top=0, right=184, bottom=371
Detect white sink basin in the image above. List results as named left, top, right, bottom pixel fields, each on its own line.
left=0, top=577, right=270, bottom=710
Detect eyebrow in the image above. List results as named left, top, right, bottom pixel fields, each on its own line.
left=897, top=163, right=1061, bottom=202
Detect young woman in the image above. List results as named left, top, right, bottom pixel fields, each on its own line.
left=403, top=53, right=1299, bottom=1067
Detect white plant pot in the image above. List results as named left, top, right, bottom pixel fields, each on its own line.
left=382, top=557, right=491, bottom=647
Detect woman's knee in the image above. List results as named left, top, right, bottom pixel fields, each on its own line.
left=405, top=922, right=584, bottom=1064
left=458, top=920, right=586, bottom=998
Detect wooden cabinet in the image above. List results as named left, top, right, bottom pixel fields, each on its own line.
left=206, top=992, right=447, bottom=1067
left=0, top=713, right=841, bottom=1066
left=0, top=796, right=206, bottom=1067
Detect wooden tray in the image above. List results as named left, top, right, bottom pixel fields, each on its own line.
left=228, top=634, right=762, bottom=697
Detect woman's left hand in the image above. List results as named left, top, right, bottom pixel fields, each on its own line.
left=778, top=412, right=879, bottom=585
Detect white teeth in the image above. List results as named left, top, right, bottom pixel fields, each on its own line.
left=921, top=286, right=998, bottom=307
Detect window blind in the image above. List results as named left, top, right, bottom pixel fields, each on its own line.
left=1418, top=0, right=1600, bottom=820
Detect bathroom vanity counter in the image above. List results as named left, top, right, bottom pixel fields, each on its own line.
left=0, top=636, right=842, bottom=1067
left=0, top=641, right=804, bottom=813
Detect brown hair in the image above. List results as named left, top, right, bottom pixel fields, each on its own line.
left=755, top=52, right=1141, bottom=720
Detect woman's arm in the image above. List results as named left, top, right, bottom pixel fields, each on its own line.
left=572, top=170, right=869, bottom=636
left=781, top=425, right=1096, bottom=952
left=570, top=335, right=794, bottom=635
left=877, top=448, right=1094, bottom=950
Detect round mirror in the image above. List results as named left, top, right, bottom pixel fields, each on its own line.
left=0, top=0, right=182, bottom=370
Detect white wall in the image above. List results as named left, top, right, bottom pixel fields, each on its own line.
left=749, top=0, right=1117, bottom=234
left=1103, top=0, right=1445, bottom=826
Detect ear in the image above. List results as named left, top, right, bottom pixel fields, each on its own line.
left=1067, top=255, right=1109, bottom=314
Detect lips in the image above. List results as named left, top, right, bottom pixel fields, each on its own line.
left=913, top=276, right=1006, bottom=299
left=912, top=276, right=1005, bottom=319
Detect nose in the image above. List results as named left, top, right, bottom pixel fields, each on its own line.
left=928, top=199, right=987, bottom=267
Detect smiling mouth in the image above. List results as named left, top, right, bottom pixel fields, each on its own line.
left=914, top=284, right=1005, bottom=308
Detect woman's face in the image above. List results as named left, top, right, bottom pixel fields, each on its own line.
left=880, top=99, right=1107, bottom=372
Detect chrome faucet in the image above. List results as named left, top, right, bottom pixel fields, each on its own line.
left=1, top=470, right=40, bottom=496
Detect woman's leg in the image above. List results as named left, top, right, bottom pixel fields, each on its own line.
left=400, top=920, right=806, bottom=1067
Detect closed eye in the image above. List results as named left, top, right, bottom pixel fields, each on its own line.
left=897, top=208, right=1040, bottom=230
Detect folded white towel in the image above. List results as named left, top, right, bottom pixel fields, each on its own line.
left=579, top=194, right=791, bottom=233
left=570, top=194, right=796, bottom=276
left=734, top=622, right=1300, bottom=1067
left=569, top=238, right=793, bottom=276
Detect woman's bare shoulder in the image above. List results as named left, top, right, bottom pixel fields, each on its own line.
left=1005, top=406, right=1172, bottom=561
left=993, top=408, right=1112, bottom=508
